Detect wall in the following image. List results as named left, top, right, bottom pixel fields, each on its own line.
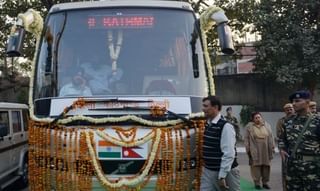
left=215, top=74, right=320, bottom=111
left=222, top=105, right=285, bottom=139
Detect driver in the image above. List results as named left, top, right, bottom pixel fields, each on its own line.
left=59, top=70, right=92, bottom=97
left=80, top=54, right=123, bottom=95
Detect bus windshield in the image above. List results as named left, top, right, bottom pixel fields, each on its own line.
left=34, top=8, right=208, bottom=99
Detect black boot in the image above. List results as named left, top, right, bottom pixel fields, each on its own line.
left=262, top=184, right=271, bottom=189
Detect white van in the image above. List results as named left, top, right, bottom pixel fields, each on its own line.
left=0, top=102, right=29, bottom=190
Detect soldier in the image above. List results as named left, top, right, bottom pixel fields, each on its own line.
left=278, top=90, right=320, bottom=191
left=276, top=103, right=295, bottom=191
left=224, top=107, right=241, bottom=141
left=276, top=103, right=295, bottom=138
left=309, top=101, right=317, bottom=114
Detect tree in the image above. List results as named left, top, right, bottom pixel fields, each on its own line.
left=252, top=0, right=320, bottom=95
left=0, top=0, right=78, bottom=95
left=192, top=0, right=258, bottom=67
left=0, top=0, right=77, bottom=78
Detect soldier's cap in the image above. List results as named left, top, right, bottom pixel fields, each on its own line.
left=309, top=101, right=317, bottom=107
left=283, top=103, right=293, bottom=109
left=289, top=90, right=311, bottom=102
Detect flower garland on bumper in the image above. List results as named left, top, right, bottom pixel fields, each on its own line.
left=28, top=120, right=206, bottom=191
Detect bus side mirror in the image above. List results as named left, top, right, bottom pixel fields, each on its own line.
left=217, top=22, right=234, bottom=55
left=6, top=26, right=26, bottom=57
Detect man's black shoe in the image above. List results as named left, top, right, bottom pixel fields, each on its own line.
left=262, top=184, right=271, bottom=189
left=255, top=185, right=262, bottom=189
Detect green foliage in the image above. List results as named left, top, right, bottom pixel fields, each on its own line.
left=252, top=0, right=320, bottom=93
left=240, top=105, right=255, bottom=126
left=0, top=1, right=44, bottom=59
left=16, top=88, right=28, bottom=104
left=0, top=0, right=82, bottom=77
left=197, top=0, right=258, bottom=66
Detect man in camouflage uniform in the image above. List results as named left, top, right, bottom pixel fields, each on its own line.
left=276, top=103, right=295, bottom=191
left=309, top=101, right=317, bottom=114
left=278, top=90, right=320, bottom=191
left=276, top=103, right=295, bottom=139
left=224, top=107, right=241, bottom=141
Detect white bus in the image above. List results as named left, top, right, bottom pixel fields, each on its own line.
left=7, top=1, right=234, bottom=190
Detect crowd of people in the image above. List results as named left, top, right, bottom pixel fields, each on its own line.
left=200, top=90, right=319, bottom=191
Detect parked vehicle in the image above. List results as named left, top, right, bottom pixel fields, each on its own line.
left=0, top=102, right=29, bottom=190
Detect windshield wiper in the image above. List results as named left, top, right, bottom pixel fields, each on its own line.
left=51, top=98, right=153, bottom=124
left=84, top=97, right=153, bottom=103
left=190, top=20, right=200, bottom=78
left=51, top=98, right=192, bottom=126
left=113, top=106, right=192, bottom=125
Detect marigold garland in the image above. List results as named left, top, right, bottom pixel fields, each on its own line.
left=199, top=6, right=224, bottom=95
left=150, top=106, right=166, bottom=117
left=184, top=126, right=192, bottom=188
left=57, top=112, right=204, bottom=126
left=28, top=120, right=206, bottom=190
left=194, top=120, right=205, bottom=190
left=28, top=124, right=93, bottom=191
left=113, top=126, right=137, bottom=142
left=96, top=128, right=155, bottom=147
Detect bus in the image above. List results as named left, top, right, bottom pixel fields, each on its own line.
left=6, top=1, right=234, bottom=190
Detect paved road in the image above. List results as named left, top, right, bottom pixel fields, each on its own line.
left=9, top=151, right=282, bottom=191
left=238, top=151, right=282, bottom=190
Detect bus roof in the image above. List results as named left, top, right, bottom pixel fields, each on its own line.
left=0, top=102, right=28, bottom=110
left=50, top=0, right=193, bottom=13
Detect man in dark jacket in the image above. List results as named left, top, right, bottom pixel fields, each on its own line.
left=201, top=96, right=240, bottom=191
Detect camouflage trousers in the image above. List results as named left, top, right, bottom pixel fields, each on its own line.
left=282, top=159, right=287, bottom=191
left=286, top=159, right=320, bottom=191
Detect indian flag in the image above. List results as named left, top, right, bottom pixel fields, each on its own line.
left=98, top=140, right=122, bottom=159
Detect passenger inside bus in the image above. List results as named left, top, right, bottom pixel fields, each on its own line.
left=59, top=69, right=92, bottom=97
left=80, top=53, right=123, bottom=95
